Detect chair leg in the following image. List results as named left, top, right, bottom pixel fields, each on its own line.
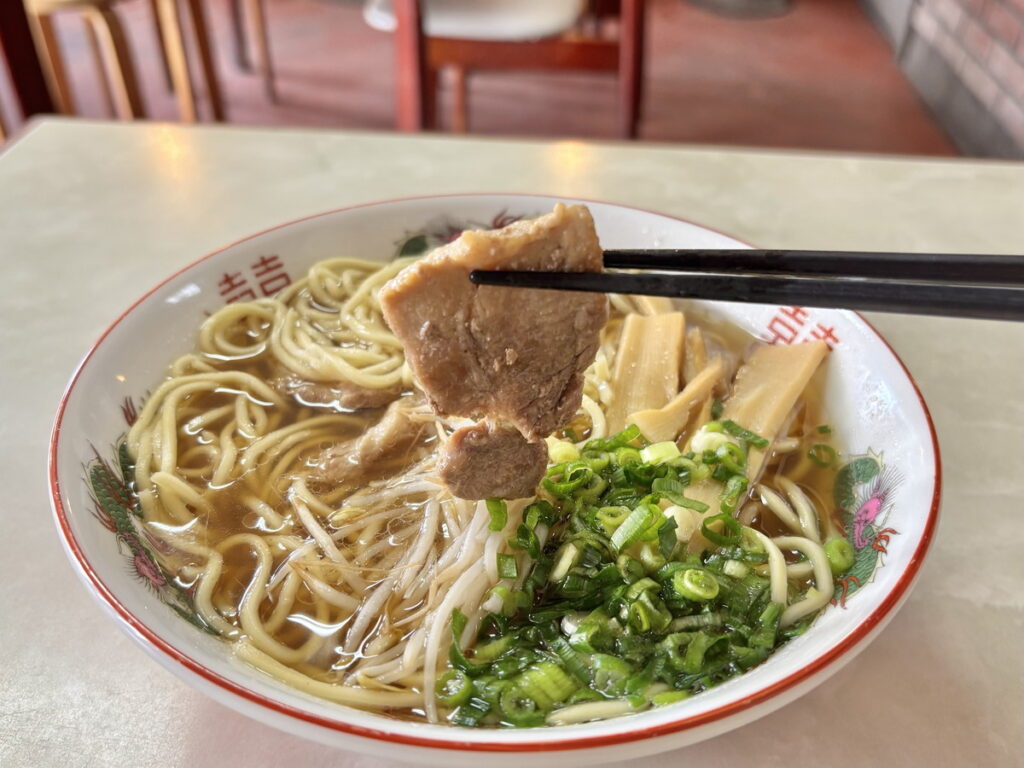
left=246, top=0, right=277, bottom=103
left=154, top=0, right=198, bottom=122
left=229, top=0, right=252, bottom=71
left=182, top=0, right=226, bottom=121
left=147, top=0, right=174, bottom=90
left=449, top=65, right=467, bottom=133
left=618, top=0, right=645, bottom=139
left=423, top=65, right=438, bottom=130
left=393, top=0, right=428, bottom=131
left=27, top=12, right=76, bottom=115
left=83, top=7, right=145, bottom=119
left=83, top=16, right=117, bottom=117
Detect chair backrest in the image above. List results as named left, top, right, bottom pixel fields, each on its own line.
left=384, top=0, right=646, bottom=138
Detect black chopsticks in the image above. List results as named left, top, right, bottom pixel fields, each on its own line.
left=469, top=249, right=1024, bottom=322
left=602, top=249, right=1024, bottom=284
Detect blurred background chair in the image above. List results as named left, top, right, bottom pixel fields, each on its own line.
left=228, top=0, right=277, bottom=103
left=7, top=0, right=1015, bottom=159
left=364, top=0, right=645, bottom=137
left=25, top=0, right=224, bottom=121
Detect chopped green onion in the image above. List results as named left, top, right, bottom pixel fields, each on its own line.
left=499, top=687, right=545, bottom=727
left=508, top=523, right=541, bottom=558
left=808, top=443, right=838, bottom=468
left=624, top=577, right=659, bottom=601
left=473, top=677, right=512, bottom=707
left=651, top=476, right=710, bottom=513
left=660, top=632, right=694, bottom=670
left=540, top=625, right=592, bottom=684
left=657, top=515, right=679, bottom=559
left=497, top=553, right=519, bottom=579
left=701, top=512, right=742, bottom=547
left=559, top=571, right=592, bottom=595
left=610, top=504, right=659, bottom=552
left=581, top=450, right=611, bottom=472
left=676, top=495, right=710, bottom=513
left=543, top=461, right=593, bottom=498
left=568, top=609, right=617, bottom=653
left=548, top=543, right=580, bottom=582
left=614, top=446, right=643, bottom=466
left=585, top=423, right=643, bottom=451
left=730, top=644, right=770, bottom=670
left=576, top=473, right=608, bottom=502
left=749, top=602, right=783, bottom=649
left=616, top=554, right=645, bottom=583
left=432, top=414, right=840, bottom=725
left=672, top=568, right=720, bottom=601
left=490, top=586, right=529, bottom=616
left=523, top=500, right=558, bottom=528
left=449, top=610, right=488, bottom=676
left=816, top=424, right=832, bottom=435
left=590, top=653, right=633, bottom=696
left=596, top=506, right=631, bottom=537
left=721, top=420, right=770, bottom=449
left=669, top=612, right=725, bottom=631
left=640, top=441, right=681, bottom=464
left=739, top=526, right=764, bottom=553
left=681, top=631, right=721, bottom=674
left=637, top=542, right=665, bottom=573
left=486, top=499, right=508, bottom=531
left=719, top=474, right=749, bottom=514
left=723, top=559, right=749, bottom=579
left=711, top=398, right=724, bottom=420
left=486, top=585, right=515, bottom=616
left=651, top=690, right=690, bottom=706
left=471, top=635, right=515, bottom=663
left=824, top=536, right=856, bottom=576
left=715, top=441, right=747, bottom=474
left=564, top=688, right=605, bottom=705
left=548, top=440, right=580, bottom=464
left=677, top=459, right=712, bottom=483
left=509, top=662, right=579, bottom=711
left=451, top=696, right=491, bottom=727
left=436, top=669, right=474, bottom=708
left=627, top=592, right=672, bottom=633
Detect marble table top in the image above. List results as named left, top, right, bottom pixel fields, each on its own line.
left=1, top=118, right=1021, bottom=767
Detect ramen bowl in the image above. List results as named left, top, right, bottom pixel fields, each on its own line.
left=49, top=194, right=940, bottom=766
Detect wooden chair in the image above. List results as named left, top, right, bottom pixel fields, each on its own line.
left=228, top=0, right=276, bottom=102
left=25, top=0, right=224, bottom=122
left=364, top=0, right=646, bottom=138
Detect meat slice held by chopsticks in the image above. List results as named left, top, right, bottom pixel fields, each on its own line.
left=380, top=203, right=608, bottom=499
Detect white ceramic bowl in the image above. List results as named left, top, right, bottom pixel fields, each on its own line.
left=49, top=194, right=940, bottom=766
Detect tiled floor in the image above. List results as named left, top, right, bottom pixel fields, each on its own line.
left=4, top=0, right=956, bottom=155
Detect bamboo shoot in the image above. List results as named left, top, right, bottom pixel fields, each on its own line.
left=633, top=296, right=676, bottom=316
left=686, top=340, right=829, bottom=549
left=683, top=326, right=708, bottom=385
left=606, top=312, right=686, bottom=433
left=629, top=357, right=724, bottom=443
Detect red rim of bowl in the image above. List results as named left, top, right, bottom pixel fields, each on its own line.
left=48, top=193, right=942, bottom=753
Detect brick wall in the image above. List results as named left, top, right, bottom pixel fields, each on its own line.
left=903, top=0, right=1024, bottom=156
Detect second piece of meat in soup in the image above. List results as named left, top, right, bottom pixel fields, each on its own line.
left=439, top=422, right=549, bottom=500
left=379, top=203, right=608, bottom=499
